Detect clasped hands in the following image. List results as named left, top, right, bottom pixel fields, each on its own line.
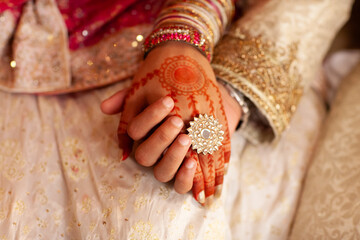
left=101, top=42, right=241, bottom=205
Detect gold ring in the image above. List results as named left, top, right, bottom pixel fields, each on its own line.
left=187, top=114, right=224, bottom=155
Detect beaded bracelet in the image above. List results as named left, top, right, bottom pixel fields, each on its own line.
left=143, top=25, right=213, bottom=61
left=155, top=4, right=220, bottom=43
left=154, top=14, right=214, bottom=45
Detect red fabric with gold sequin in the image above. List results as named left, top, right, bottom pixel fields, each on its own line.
left=0, top=0, right=165, bottom=49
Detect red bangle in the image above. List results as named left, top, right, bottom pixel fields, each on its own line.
left=143, top=25, right=213, bottom=61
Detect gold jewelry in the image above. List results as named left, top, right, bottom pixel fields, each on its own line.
left=217, top=77, right=250, bottom=131
left=143, top=25, right=212, bottom=61
left=187, top=114, right=224, bottom=155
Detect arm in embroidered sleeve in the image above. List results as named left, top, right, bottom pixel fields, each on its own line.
left=212, top=0, right=354, bottom=143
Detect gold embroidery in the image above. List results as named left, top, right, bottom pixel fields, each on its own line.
left=159, top=186, right=170, bottom=200
left=131, top=173, right=143, bottom=193
left=212, top=31, right=303, bottom=137
left=12, top=0, right=71, bottom=91
left=81, top=196, right=92, bottom=213
left=187, top=224, right=195, bottom=240
left=0, top=140, right=25, bottom=181
left=205, top=220, right=226, bottom=240
left=0, top=209, right=5, bottom=221
left=0, top=235, right=7, bottom=240
left=134, top=194, right=149, bottom=212
left=35, top=188, right=48, bottom=205
left=168, top=210, right=176, bottom=222
left=14, top=200, right=25, bottom=215
left=0, top=188, right=4, bottom=202
left=0, top=8, right=152, bottom=94
left=129, top=221, right=159, bottom=240
left=61, top=139, right=89, bottom=181
left=118, top=197, right=128, bottom=211
left=36, top=217, right=48, bottom=228
left=102, top=208, right=112, bottom=218
left=22, top=225, right=30, bottom=235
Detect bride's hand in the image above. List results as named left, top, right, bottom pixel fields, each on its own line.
left=101, top=42, right=241, bottom=204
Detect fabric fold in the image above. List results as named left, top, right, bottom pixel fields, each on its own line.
left=11, top=0, right=71, bottom=92
left=212, top=0, right=354, bottom=143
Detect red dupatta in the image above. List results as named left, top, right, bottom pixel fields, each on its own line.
left=0, top=0, right=165, bottom=49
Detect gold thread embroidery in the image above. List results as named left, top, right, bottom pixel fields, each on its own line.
left=212, top=31, right=303, bottom=137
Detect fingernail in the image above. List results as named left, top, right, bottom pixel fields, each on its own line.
left=171, top=117, right=183, bottom=128
left=198, top=191, right=205, bottom=204
left=185, top=158, right=195, bottom=169
left=206, top=195, right=214, bottom=207
left=179, top=135, right=190, bottom=146
left=215, top=185, right=223, bottom=198
left=118, top=133, right=133, bottom=161
left=224, top=163, right=229, bottom=174
left=162, top=96, right=174, bottom=109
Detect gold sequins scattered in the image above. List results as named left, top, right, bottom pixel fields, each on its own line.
left=136, top=35, right=144, bottom=42
left=10, top=60, right=16, bottom=68
left=82, top=30, right=89, bottom=37
left=131, top=41, right=139, bottom=48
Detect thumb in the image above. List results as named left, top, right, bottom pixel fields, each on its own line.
left=101, top=87, right=130, bottom=115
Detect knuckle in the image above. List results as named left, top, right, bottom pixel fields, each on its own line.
left=175, top=178, right=191, bottom=194
left=127, top=122, right=139, bottom=140
left=135, top=147, right=150, bottom=166
left=164, top=150, right=178, bottom=163
left=146, top=105, right=161, bottom=119
left=154, top=168, right=171, bottom=183
left=157, top=128, right=172, bottom=143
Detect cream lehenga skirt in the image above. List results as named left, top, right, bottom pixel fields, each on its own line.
left=0, top=77, right=326, bottom=239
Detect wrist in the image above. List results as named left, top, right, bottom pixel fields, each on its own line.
left=146, top=41, right=208, bottom=62
left=218, top=83, right=242, bottom=135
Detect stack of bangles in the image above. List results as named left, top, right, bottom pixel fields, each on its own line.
left=143, top=25, right=213, bottom=61
left=143, top=0, right=234, bottom=62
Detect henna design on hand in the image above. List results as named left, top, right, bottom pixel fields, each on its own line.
left=158, top=57, right=209, bottom=95
left=118, top=55, right=231, bottom=203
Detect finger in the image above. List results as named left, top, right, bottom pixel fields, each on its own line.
left=127, top=96, right=174, bottom=141
left=154, top=134, right=191, bottom=183
left=214, top=146, right=225, bottom=198
left=101, top=88, right=130, bottom=114
left=217, top=101, right=231, bottom=174
left=174, top=156, right=197, bottom=194
left=210, top=80, right=231, bottom=173
left=191, top=152, right=205, bottom=205
left=118, top=90, right=145, bottom=161
left=135, top=116, right=183, bottom=167
left=199, top=149, right=222, bottom=199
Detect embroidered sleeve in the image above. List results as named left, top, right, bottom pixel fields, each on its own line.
left=212, top=0, right=354, bottom=143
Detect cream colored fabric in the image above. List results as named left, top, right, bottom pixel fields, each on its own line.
left=0, top=1, right=354, bottom=239
left=212, top=0, right=354, bottom=142
left=290, top=60, right=360, bottom=239
left=0, top=78, right=325, bottom=239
